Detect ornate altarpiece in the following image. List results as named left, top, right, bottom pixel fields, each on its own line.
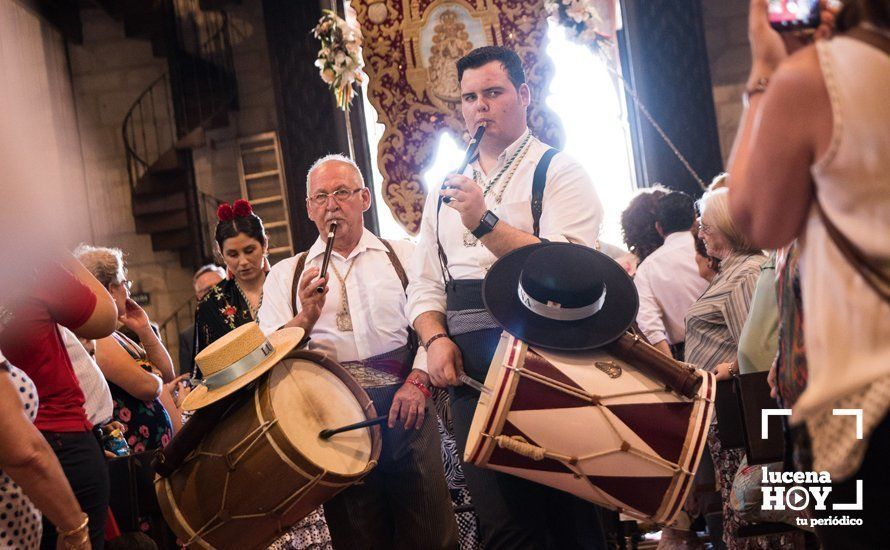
left=352, top=0, right=562, bottom=234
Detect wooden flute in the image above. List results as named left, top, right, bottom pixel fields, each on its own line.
left=316, top=220, right=338, bottom=293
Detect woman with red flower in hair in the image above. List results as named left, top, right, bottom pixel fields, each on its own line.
left=192, top=200, right=334, bottom=548
left=193, top=200, right=272, bottom=364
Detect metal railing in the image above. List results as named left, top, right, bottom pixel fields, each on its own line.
left=158, top=293, right=197, bottom=374
left=122, top=0, right=236, bottom=190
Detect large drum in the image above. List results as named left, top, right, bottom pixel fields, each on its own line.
left=466, top=332, right=715, bottom=525
left=156, top=350, right=382, bottom=549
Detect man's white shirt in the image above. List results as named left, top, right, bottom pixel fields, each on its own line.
left=633, top=231, right=709, bottom=346
left=406, top=130, right=604, bottom=324
left=259, top=228, right=426, bottom=371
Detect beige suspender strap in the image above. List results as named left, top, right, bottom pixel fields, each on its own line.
left=379, top=239, right=409, bottom=292
left=290, top=252, right=308, bottom=317
left=815, top=200, right=890, bottom=304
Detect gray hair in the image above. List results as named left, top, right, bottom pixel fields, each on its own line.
left=73, top=244, right=126, bottom=288
left=697, top=187, right=758, bottom=254
left=305, top=154, right=365, bottom=195
left=193, top=264, right=226, bottom=283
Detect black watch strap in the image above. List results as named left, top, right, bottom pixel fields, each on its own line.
left=471, top=210, right=498, bottom=239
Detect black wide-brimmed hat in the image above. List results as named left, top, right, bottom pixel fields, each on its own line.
left=482, top=242, right=638, bottom=350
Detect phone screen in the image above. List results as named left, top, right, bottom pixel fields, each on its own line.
left=768, top=0, right=820, bottom=31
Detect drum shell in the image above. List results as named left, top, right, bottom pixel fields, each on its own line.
left=156, top=350, right=381, bottom=549
left=465, top=332, right=715, bottom=526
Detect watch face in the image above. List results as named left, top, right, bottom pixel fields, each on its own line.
left=483, top=211, right=499, bottom=227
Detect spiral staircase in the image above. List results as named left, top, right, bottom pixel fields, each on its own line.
left=98, top=0, right=238, bottom=268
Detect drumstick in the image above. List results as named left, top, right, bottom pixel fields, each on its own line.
left=316, top=221, right=338, bottom=294
left=318, top=414, right=387, bottom=440
left=459, top=374, right=492, bottom=396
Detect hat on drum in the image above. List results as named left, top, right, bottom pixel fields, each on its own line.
left=483, top=242, right=638, bottom=350
left=181, top=323, right=304, bottom=410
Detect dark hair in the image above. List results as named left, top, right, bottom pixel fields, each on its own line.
left=621, top=186, right=668, bottom=263
left=214, top=213, right=267, bottom=253
left=837, top=0, right=890, bottom=32
left=693, top=231, right=720, bottom=272
left=655, top=191, right=697, bottom=235
left=457, top=46, right=526, bottom=89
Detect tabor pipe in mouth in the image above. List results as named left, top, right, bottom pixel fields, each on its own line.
left=317, top=221, right=338, bottom=294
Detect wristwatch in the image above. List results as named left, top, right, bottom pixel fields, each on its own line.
left=471, top=210, right=499, bottom=239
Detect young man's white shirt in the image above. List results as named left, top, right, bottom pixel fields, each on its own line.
left=407, top=129, right=604, bottom=324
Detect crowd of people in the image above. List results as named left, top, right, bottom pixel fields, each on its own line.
left=0, top=0, right=886, bottom=548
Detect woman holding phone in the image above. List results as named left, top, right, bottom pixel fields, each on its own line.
left=728, top=1, right=889, bottom=547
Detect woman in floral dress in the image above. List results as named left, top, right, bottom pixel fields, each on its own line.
left=75, top=245, right=177, bottom=452
left=194, top=199, right=332, bottom=550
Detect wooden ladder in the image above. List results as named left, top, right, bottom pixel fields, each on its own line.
left=236, top=131, right=294, bottom=265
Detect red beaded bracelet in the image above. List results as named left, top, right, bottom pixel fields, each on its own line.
left=406, top=377, right=432, bottom=398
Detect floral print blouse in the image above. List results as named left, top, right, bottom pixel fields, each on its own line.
left=193, top=278, right=256, bottom=378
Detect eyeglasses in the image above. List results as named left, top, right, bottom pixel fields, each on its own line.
left=698, top=222, right=715, bottom=236
left=307, top=188, right=363, bottom=206
left=119, top=279, right=132, bottom=291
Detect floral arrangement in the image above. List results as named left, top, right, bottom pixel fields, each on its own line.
left=544, top=0, right=615, bottom=54
left=312, top=10, right=367, bottom=112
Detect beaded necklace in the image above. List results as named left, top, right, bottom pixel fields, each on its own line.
left=463, top=133, right=533, bottom=247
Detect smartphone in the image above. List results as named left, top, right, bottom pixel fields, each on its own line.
left=768, top=0, right=820, bottom=32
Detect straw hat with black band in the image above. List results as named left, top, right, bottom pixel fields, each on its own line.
left=482, top=242, right=638, bottom=350
left=181, top=323, right=304, bottom=411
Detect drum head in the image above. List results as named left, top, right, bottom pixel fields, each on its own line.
left=465, top=332, right=517, bottom=463
left=269, top=357, right=372, bottom=476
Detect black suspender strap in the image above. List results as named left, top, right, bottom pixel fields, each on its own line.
left=532, top=148, right=558, bottom=238
left=435, top=145, right=559, bottom=283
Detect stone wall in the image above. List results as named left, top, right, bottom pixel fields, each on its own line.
left=192, top=0, right=280, bottom=212
left=68, top=7, right=194, bottom=325
left=701, top=0, right=752, bottom=164
left=68, top=1, right=279, bottom=335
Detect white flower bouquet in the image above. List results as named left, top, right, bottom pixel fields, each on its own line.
left=544, top=0, right=614, bottom=53
left=313, top=10, right=367, bottom=112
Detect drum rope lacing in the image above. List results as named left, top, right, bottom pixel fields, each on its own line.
left=483, top=361, right=716, bottom=523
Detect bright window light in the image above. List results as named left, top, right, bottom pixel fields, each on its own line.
left=421, top=132, right=464, bottom=197
left=545, top=21, right=636, bottom=247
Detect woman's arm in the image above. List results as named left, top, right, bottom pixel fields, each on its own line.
left=0, top=370, right=90, bottom=546
left=61, top=253, right=117, bottom=339
left=118, top=298, right=175, bottom=383
left=727, top=0, right=835, bottom=248
left=95, top=336, right=163, bottom=401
